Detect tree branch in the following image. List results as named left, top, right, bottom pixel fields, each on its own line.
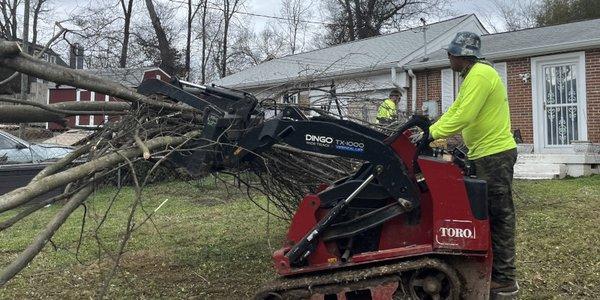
left=0, top=41, right=194, bottom=112
left=0, top=185, right=94, bottom=287
left=0, top=130, right=201, bottom=213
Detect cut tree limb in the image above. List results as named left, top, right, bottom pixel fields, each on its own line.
left=0, top=131, right=201, bottom=213
left=32, top=143, right=93, bottom=182
left=0, top=185, right=94, bottom=287
left=134, top=129, right=151, bottom=160
left=0, top=105, right=65, bottom=123
left=0, top=101, right=130, bottom=123
left=0, top=41, right=195, bottom=112
left=0, top=96, right=130, bottom=117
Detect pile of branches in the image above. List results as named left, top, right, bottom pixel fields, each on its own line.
left=0, top=41, right=357, bottom=288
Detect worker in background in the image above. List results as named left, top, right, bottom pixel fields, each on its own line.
left=428, top=32, right=519, bottom=299
left=376, top=90, right=400, bottom=124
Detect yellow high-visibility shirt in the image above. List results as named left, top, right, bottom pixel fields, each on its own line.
left=377, top=98, right=397, bottom=122
left=429, top=62, right=516, bottom=159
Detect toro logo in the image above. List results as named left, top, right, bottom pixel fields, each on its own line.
left=439, top=227, right=475, bottom=239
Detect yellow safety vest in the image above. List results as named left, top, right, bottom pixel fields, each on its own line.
left=430, top=62, right=516, bottom=159
left=377, top=98, right=397, bottom=123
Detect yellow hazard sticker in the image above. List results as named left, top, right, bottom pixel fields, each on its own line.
left=327, top=258, right=338, bottom=264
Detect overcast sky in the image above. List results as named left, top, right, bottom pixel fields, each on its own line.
left=48, top=0, right=506, bottom=33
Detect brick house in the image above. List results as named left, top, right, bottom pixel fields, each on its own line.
left=216, top=14, right=600, bottom=178
left=404, top=18, right=600, bottom=178
left=215, top=15, right=488, bottom=121
left=47, top=67, right=170, bottom=129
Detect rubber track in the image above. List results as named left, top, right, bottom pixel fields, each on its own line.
left=254, top=257, right=462, bottom=299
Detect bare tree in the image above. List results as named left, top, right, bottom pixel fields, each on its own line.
left=0, top=0, right=19, bottom=40
left=31, top=0, right=49, bottom=47
left=493, top=0, right=539, bottom=31
left=219, top=0, right=242, bottom=77
left=119, top=0, right=134, bottom=68
left=279, top=0, right=312, bottom=54
left=144, top=0, right=179, bottom=75
left=200, top=0, right=210, bottom=83
left=184, top=0, right=204, bottom=80
left=321, top=0, right=448, bottom=45
left=70, top=1, right=131, bottom=69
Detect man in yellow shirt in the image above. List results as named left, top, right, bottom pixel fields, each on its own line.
left=376, top=90, right=400, bottom=124
left=429, top=32, right=519, bottom=299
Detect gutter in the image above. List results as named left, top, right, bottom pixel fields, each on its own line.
left=222, top=65, right=396, bottom=90
left=405, top=37, right=600, bottom=70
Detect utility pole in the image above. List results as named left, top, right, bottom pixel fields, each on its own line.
left=19, top=0, right=30, bottom=138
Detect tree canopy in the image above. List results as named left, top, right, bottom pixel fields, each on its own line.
left=535, top=0, right=600, bottom=26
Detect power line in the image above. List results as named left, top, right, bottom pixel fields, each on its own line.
left=228, top=9, right=335, bottom=26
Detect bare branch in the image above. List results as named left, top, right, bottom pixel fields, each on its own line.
left=0, top=185, right=94, bottom=287
left=0, top=41, right=194, bottom=111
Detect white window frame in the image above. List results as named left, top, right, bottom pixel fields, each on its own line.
left=90, top=91, right=95, bottom=126
left=104, top=95, right=110, bottom=123
left=441, top=68, right=454, bottom=113
left=531, top=51, right=588, bottom=154
left=493, top=62, right=508, bottom=89
left=75, top=89, right=80, bottom=126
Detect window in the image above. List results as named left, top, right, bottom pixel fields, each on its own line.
left=0, top=134, right=18, bottom=149
left=441, top=68, right=454, bottom=112
left=282, top=93, right=298, bottom=104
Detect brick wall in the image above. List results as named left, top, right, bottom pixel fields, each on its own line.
left=505, top=57, right=533, bottom=143
left=411, top=50, right=600, bottom=145
left=413, top=69, right=442, bottom=114
left=585, top=49, right=600, bottom=143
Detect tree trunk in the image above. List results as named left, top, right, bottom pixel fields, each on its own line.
left=0, top=42, right=191, bottom=111
left=119, top=0, right=134, bottom=68
left=144, top=0, right=176, bottom=75
left=200, top=0, right=208, bottom=83
left=31, top=0, right=43, bottom=47
left=221, top=0, right=230, bottom=78
left=0, top=101, right=129, bottom=123
left=341, top=0, right=355, bottom=41
left=10, top=0, right=17, bottom=39
left=0, top=130, right=201, bottom=213
left=0, top=185, right=94, bottom=287
left=185, top=0, right=192, bottom=80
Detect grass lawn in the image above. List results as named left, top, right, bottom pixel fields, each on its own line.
left=0, top=175, right=599, bottom=299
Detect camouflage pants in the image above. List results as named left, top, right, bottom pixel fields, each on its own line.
left=472, top=148, right=518, bottom=284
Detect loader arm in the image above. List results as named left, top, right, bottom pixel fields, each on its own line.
left=137, top=79, right=432, bottom=267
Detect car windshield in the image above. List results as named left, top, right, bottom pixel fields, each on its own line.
left=0, top=131, right=30, bottom=147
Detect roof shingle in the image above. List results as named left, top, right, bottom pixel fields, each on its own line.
left=215, top=15, right=472, bottom=88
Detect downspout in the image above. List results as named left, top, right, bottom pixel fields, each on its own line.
left=425, top=71, right=429, bottom=113
left=407, top=69, right=417, bottom=113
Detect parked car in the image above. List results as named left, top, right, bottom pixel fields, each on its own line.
left=0, top=130, right=73, bottom=164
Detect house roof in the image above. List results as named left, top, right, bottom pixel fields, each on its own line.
left=85, top=67, right=159, bottom=87
left=405, top=17, right=600, bottom=70
left=215, top=15, right=477, bottom=89
left=12, top=38, right=68, bottom=67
